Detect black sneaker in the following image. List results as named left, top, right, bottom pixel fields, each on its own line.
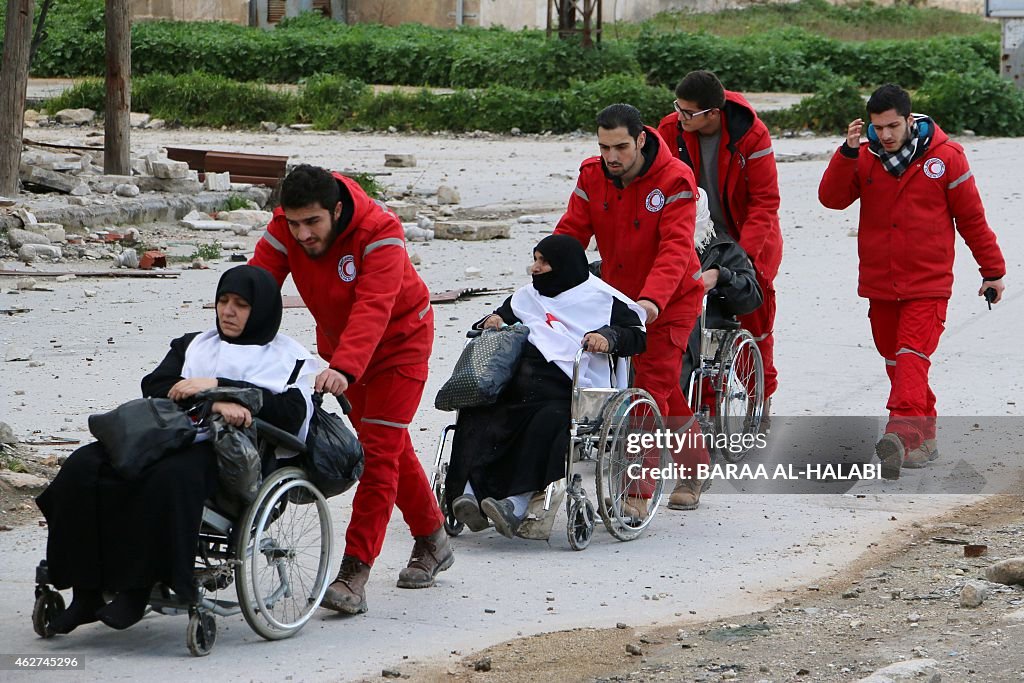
left=480, top=497, right=522, bottom=539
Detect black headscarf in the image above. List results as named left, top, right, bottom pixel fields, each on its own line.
left=215, top=265, right=283, bottom=345
left=532, top=234, right=590, bottom=298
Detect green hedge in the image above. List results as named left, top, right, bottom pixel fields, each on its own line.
left=916, top=69, right=1024, bottom=136
left=22, top=8, right=637, bottom=90
left=638, top=27, right=998, bottom=92
left=46, top=72, right=674, bottom=134
left=8, top=2, right=1000, bottom=96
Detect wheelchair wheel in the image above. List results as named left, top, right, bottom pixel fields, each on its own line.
left=236, top=467, right=333, bottom=641
left=186, top=609, right=217, bottom=657
left=434, top=462, right=464, bottom=537
left=32, top=587, right=65, bottom=638
left=595, top=388, right=667, bottom=541
left=714, top=332, right=765, bottom=463
left=566, top=496, right=596, bottom=551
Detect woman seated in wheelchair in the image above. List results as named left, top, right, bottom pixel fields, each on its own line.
left=36, top=265, right=315, bottom=635
left=445, top=235, right=646, bottom=539
left=681, top=190, right=764, bottom=385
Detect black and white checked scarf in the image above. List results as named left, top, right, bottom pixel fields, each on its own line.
left=869, top=117, right=932, bottom=177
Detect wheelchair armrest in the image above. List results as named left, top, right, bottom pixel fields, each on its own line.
left=252, top=418, right=307, bottom=453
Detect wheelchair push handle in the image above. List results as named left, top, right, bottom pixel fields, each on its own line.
left=314, top=391, right=352, bottom=415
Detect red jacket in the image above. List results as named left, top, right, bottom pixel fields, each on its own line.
left=250, top=172, right=432, bottom=382
left=555, top=126, right=703, bottom=326
left=657, top=91, right=783, bottom=283
left=818, top=120, right=1005, bottom=301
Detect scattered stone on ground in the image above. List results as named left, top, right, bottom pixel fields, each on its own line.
left=384, top=153, right=416, bottom=168
left=404, top=495, right=1024, bottom=683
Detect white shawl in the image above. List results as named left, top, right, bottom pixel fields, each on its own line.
left=510, top=275, right=646, bottom=389
left=182, top=329, right=318, bottom=440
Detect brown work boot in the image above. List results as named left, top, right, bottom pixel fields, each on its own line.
left=667, top=478, right=705, bottom=510
left=396, top=526, right=454, bottom=589
left=875, top=432, right=905, bottom=480
left=903, top=438, right=939, bottom=469
left=603, top=496, right=649, bottom=522
left=320, top=555, right=370, bottom=614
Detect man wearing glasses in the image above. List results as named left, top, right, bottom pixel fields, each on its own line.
left=657, top=70, right=783, bottom=432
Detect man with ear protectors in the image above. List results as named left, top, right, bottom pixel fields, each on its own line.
left=818, top=83, right=1006, bottom=481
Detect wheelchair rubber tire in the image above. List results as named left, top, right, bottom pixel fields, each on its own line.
left=434, top=462, right=464, bottom=537
left=32, top=588, right=65, bottom=638
left=566, top=496, right=595, bottom=551
left=186, top=610, right=217, bottom=657
left=595, top=388, right=667, bottom=542
left=713, top=332, right=765, bottom=464
left=236, top=467, right=333, bottom=641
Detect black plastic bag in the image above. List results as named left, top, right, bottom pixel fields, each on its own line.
left=88, top=398, right=197, bottom=480
left=301, top=393, right=364, bottom=498
left=434, top=325, right=530, bottom=411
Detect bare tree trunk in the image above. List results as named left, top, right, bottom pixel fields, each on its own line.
left=28, top=0, right=54, bottom=66
left=104, top=0, right=131, bottom=176
left=0, top=0, right=34, bottom=197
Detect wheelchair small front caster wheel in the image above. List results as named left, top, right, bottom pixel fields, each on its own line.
left=32, top=587, right=65, bottom=638
left=566, top=497, right=596, bottom=551
left=186, top=610, right=217, bottom=656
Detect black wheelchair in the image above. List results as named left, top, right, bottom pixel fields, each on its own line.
left=32, top=419, right=334, bottom=656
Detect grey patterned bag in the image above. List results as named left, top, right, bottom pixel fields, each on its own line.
left=434, top=325, right=531, bottom=411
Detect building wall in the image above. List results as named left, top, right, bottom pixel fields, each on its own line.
left=130, top=0, right=250, bottom=24
left=128, top=0, right=987, bottom=28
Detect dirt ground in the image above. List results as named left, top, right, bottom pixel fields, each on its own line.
left=395, top=491, right=1024, bottom=683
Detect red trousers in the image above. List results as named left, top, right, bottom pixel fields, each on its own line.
left=868, top=298, right=947, bottom=451
left=343, top=365, right=444, bottom=566
left=633, top=301, right=710, bottom=482
left=737, top=273, right=778, bottom=397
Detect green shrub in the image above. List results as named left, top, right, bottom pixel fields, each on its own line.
left=762, top=76, right=864, bottom=132
left=298, top=74, right=371, bottom=129
left=191, top=243, right=222, bottom=261
left=916, top=69, right=1024, bottom=136
left=45, top=72, right=296, bottom=127
left=638, top=27, right=999, bottom=92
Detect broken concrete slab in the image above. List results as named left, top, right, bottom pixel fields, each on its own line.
left=55, top=108, right=96, bottom=125
left=0, top=196, right=15, bottom=207
left=129, top=112, right=151, bottom=128
left=204, top=171, right=231, bottom=191
left=217, top=209, right=272, bottom=227
left=115, top=183, right=140, bottom=198
left=8, top=228, right=50, bottom=249
left=0, top=471, right=49, bottom=489
left=23, top=224, right=66, bottom=243
left=150, top=159, right=190, bottom=179
left=19, top=244, right=62, bottom=262
left=433, top=220, right=511, bottom=241
left=19, top=164, right=92, bottom=195
left=385, top=154, right=416, bottom=168
left=181, top=219, right=241, bottom=232
left=0, top=192, right=265, bottom=234
left=133, top=177, right=203, bottom=194
left=856, top=658, right=940, bottom=683
left=0, top=421, right=15, bottom=444
left=386, top=200, right=418, bottom=221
